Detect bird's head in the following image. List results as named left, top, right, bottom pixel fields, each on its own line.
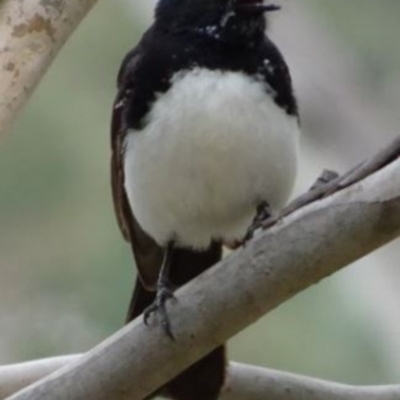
left=155, top=0, right=280, bottom=44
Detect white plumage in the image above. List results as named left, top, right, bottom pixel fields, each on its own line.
left=124, top=68, right=300, bottom=249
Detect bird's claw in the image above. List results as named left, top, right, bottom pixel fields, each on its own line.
left=243, top=201, right=272, bottom=245
left=144, top=285, right=176, bottom=339
left=243, top=221, right=261, bottom=244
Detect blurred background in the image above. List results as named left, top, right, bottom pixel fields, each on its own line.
left=1, top=0, right=400, bottom=387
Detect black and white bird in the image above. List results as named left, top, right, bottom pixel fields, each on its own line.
left=111, top=0, right=300, bottom=399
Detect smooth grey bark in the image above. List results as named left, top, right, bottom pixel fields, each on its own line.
left=223, top=363, right=400, bottom=400
left=0, top=0, right=98, bottom=136
left=2, top=356, right=400, bottom=400
left=0, top=356, right=79, bottom=399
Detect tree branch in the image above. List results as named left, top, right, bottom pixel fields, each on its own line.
left=0, top=356, right=79, bottom=400
left=0, top=0, right=98, bottom=136
left=223, top=363, right=400, bottom=400
left=2, top=356, right=400, bottom=400
left=3, top=138, right=400, bottom=400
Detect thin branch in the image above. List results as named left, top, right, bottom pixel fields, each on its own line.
left=0, top=0, right=98, bottom=136
left=2, top=356, right=400, bottom=400
left=4, top=138, right=400, bottom=400
left=0, top=356, right=79, bottom=400
left=223, top=363, right=400, bottom=400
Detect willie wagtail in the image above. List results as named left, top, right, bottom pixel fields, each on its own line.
left=111, top=1, right=300, bottom=399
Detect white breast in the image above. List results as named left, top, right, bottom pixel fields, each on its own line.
left=124, top=68, right=300, bottom=249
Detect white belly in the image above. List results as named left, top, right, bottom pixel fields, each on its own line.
left=124, top=68, right=300, bottom=249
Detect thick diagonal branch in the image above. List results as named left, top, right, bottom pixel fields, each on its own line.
left=0, top=0, right=98, bottom=136
left=4, top=139, right=400, bottom=400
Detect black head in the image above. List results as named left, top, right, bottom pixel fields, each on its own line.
left=155, top=0, right=280, bottom=45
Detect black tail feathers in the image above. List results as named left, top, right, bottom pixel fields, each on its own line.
left=126, top=241, right=226, bottom=400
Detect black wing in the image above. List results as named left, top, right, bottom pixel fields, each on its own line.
left=259, top=37, right=299, bottom=119
left=111, top=44, right=163, bottom=291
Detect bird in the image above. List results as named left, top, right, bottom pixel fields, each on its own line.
left=110, top=0, right=300, bottom=399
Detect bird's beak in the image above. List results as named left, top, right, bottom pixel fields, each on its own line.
left=234, top=0, right=281, bottom=14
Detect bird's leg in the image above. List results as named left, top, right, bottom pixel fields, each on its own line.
left=144, top=242, right=176, bottom=339
left=243, top=200, right=272, bottom=243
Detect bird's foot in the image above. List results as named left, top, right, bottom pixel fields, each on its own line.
left=144, top=282, right=176, bottom=339
left=243, top=201, right=272, bottom=244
